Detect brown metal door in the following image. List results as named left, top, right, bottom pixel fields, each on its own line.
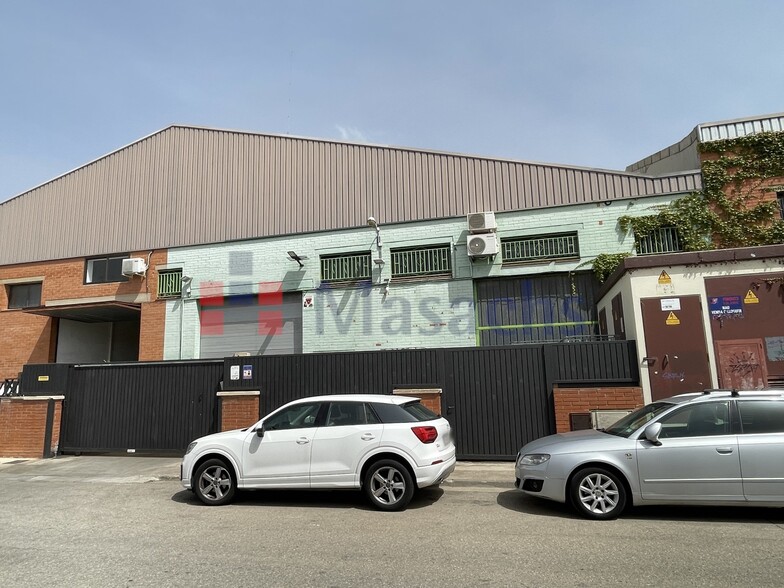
left=715, top=339, right=768, bottom=389
left=611, top=294, right=626, bottom=340
left=641, top=296, right=712, bottom=401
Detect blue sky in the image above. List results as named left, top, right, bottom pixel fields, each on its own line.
left=2, top=1, right=783, bottom=202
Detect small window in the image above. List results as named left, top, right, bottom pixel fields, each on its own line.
left=8, top=283, right=42, bottom=309
left=157, top=269, right=183, bottom=298
left=264, top=402, right=322, bottom=431
left=777, top=191, right=784, bottom=220
left=738, top=401, right=784, bottom=434
left=635, top=227, right=684, bottom=255
left=370, top=401, right=439, bottom=423
left=657, top=402, right=731, bottom=438
left=85, top=254, right=129, bottom=284
left=325, top=402, right=380, bottom=426
left=501, top=233, right=579, bottom=263
left=320, top=252, right=372, bottom=284
left=391, top=244, right=452, bottom=279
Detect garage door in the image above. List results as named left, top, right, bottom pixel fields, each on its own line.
left=199, top=292, right=303, bottom=358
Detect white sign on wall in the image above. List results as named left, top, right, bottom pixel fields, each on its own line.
left=660, top=298, right=681, bottom=311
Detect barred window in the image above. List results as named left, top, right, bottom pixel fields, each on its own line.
left=635, top=227, right=683, bottom=255
left=157, top=269, right=183, bottom=298
left=390, top=245, right=452, bottom=278
left=320, top=252, right=372, bottom=283
left=501, top=233, right=579, bottom=263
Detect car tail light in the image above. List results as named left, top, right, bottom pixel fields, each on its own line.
left=411, top=426, right=438, bottom=444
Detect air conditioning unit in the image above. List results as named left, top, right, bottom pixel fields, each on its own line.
left=467, top=211, right=497, bottom=233
left=121, top=257, right=148, bottom=276
left=590, top=410, right=632, bottom=430
left=467, top=233, right=499, bottom=258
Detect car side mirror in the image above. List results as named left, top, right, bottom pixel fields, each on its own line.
left=644, top=422, right=662, bottom=446
left=255, top=424, right=265, bottom=438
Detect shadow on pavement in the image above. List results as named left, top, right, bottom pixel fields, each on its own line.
left=172, top=486, right=445, bottom=511
left=497, top=489, right=784, bottom=524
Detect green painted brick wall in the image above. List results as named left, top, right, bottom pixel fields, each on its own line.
left=163, top=194, right=681, bottom=358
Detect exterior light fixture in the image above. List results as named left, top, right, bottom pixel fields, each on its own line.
left=287, top=251, right=308, bottom=269
left=367, top=216, right=382, bottom=247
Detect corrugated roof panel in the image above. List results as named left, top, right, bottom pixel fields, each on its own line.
left=0, top=126, right=701, bottom=265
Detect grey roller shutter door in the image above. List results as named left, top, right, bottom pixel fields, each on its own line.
left=199, top=292, right=302, bottom=358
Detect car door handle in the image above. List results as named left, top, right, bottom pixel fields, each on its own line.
left=716, top=447, right=734, bottom=454
left=360, top=433, right=376, bottom=441
left=296, top=437, right=310, bottom=445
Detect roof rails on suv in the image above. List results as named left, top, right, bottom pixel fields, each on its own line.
left=702, top=388, right=739, bottom=397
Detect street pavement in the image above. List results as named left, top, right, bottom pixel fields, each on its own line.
left=1, top=456, right=783, bottom=587
left=0, top=455, right=515, bottom=486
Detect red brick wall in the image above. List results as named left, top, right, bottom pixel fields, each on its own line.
left=393, top=389, right=442, bottom=415
left=553, top=387, right=644, bottom=433
left=220, top=393, right=260, bottom=431
left=0, top=250, right=168, bottom=379
left=0, top=397, right=63, bottom=458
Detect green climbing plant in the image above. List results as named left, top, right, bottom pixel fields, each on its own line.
left=618, top=131, right=784, bottom=252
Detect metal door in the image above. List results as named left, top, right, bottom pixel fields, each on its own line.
left=715, top=339, right=768, bottom=389
left=641, top=296, right=712, bottom=400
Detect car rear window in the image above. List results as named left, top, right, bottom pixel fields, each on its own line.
left=370, top=401, right=439, bottom=423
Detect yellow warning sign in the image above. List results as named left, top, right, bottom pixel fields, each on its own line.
left=744, top=290, right=759, bottom=304
left=665, top=311, right=680, bottom=325
left=658, top=271, right=672, bottom=285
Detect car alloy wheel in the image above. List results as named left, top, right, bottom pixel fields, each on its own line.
left=364, top=459, right=414, bottom=512
left=194, top=458, right=236, bottom=506
left=570, top=467, right=627, bottom=520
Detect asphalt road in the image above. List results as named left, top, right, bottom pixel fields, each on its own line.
left=1, top=458, right=783, bottom=587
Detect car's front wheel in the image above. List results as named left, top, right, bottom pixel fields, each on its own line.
left=363, top=459, right=415, bottom=511
left=193, top=458, right=236, bottom=506
left=569, top=467, right=627, bottom=520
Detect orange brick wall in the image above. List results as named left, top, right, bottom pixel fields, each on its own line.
left=139, top=300, right=167, bottom=361
left=554, top=387, right=644, bottom=433
left=0, top=397, right=63, bottom=458
left=0, top=250, right=167, bottom=379
left=394, top=389, right=442, bottom=415
left=220, top=394, right=260, bottom=431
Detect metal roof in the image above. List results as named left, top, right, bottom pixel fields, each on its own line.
left=627, top=112, right=784, bottom=174
left=0, top=125, right=701, bottom=266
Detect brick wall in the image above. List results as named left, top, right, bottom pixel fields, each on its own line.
left=394, top=388, right=442, bottom=415
left=553, top=386, right=644, bottom=433
left=0, top=250, right=167, bottom=379
left=0, top=397, right=63, bottom=458
left=219, top=392, right=260, bottom=431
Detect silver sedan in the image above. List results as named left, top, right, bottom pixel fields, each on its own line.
left=515, top=389, right=784, bottom=519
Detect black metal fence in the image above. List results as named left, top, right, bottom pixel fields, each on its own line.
left=23, top=341, right=638, bottom=459
left=57, top=360, right=223, bottom=455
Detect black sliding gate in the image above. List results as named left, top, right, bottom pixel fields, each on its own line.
left=23, top=341, right=638, bottom=459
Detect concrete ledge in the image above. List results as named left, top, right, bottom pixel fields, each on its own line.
left=217, top=390, right=260, bottom=397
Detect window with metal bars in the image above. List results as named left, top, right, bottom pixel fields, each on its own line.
left=157, top=269, right=183, bottom=298
left=390, top=245, right=452, bottom=279
left=501, top=233, right=579, bottom=263
left=635, top=227, right=684, bottom=255
left=320, top=252, right=372, bottom=283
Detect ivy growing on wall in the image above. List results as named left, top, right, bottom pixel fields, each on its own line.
left=587, top=131, right=784, bottom=282
left=619, top=131, right=784, bottom=252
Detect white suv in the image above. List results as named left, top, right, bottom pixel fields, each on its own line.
left=181, top=394, right=456, bottom=511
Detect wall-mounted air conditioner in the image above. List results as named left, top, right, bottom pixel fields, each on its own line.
left=121, top=257, right=148, bottom=277
left=467, top=211, right=497, bottom=233
left=467, top=233, right=499, bottom=258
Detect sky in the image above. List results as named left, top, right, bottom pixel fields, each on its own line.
left=2, top=1, right=784, bottom=202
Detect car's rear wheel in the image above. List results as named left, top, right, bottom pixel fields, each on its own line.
left=193, top=458, right=236, bottom=506
left=569, top=467, right=627, bottom=520
left=364, top=459, right=414, bottom=512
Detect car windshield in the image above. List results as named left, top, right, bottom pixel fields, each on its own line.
left=603, top=402, right=675, bottom=438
